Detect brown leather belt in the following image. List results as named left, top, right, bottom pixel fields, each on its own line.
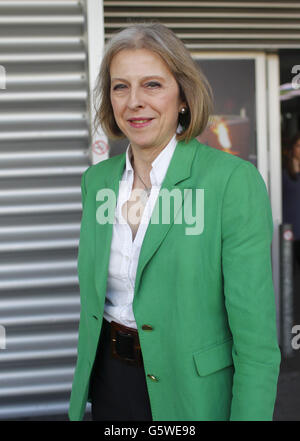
left=109, top=320, right=143, bottom=367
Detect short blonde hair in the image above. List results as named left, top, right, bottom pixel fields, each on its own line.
left=94, top=22, right=213, bottom=143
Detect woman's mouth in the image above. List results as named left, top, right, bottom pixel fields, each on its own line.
left=128, top=118, right=153, bottom=128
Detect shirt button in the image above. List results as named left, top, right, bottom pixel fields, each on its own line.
left=147, top=374, right=159, bottom=382
left=142, top=324, right=153, bottom=331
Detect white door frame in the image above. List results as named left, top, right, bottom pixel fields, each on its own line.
left=193, top=52, right=281, bottom=338
left=267, top=54, right=282, bottom=341
left=85, top=0, right=109, bottom=164
left=192, top=51, right=269, bottom=182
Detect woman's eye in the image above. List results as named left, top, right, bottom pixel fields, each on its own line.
left=145, top=81, right=161, bottom=88
left=113, top=84, right=127, bottom=91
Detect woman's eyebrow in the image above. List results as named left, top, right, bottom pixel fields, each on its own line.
left=111, top=75, right=166, bottom=82
left=111, top=77, right=127, bottom=83
left=140, top=75, right=165, bottom=81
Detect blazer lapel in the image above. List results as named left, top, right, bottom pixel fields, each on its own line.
left=94, top=153, right=126, bottom=306
left=134, top=139, right=198, bottom=297
left=93, top=138, right=198, bottom=308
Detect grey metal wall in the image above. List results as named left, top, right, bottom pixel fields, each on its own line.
left=104, top=0, right=300, bottom=49
left=0, top=0, right=91, bottom=419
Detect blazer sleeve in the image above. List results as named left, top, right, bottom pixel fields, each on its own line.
left=221, top=161, right=281, bottom=421
left=80, top=167, right=88, bottom=209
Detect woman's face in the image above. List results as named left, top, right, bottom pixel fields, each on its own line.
left=110, top=48, right=185, bottom=152
left=293, top=138, right=300, bottom=161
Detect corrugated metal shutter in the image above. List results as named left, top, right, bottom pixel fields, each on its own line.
left=0, top=0, right=91, bottom=419
left=104, top=0, right=300, bottom=49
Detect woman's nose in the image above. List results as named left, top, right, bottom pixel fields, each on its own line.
left=127, top=87, right=144, bottom=109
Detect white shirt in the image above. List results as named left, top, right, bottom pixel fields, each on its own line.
left=103, top=134, right=177, bottom=329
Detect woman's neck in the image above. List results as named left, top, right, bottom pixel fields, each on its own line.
left=129, top=137, right=173, bottom=180
left=293, top=157, right=300, bottom=173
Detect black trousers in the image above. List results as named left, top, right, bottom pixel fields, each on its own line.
left=294, top=239, right=300, bottom=267
left=89, top=317, right=153, bottom=421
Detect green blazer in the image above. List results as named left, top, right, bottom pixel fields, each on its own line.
left=68, top=138, right=281, bottom=421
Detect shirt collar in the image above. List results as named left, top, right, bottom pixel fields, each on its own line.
left=124, top=134, right=177, bottom=186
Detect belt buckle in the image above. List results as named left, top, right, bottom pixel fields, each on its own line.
left=110, top=321, right=142, bottom=367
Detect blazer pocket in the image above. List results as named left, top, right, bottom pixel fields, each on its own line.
left=193, top=338, right=234, bottom=377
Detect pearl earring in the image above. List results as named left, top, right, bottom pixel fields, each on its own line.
left=180, top=107, right=187, bottom=114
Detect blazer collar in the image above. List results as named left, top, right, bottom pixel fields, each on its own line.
left=106, top=138, right=197, bottom=189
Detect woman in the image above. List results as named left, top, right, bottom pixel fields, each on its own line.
left=69, top=23, right=281, bottom=421
left=282, top=132, right=300, bottom=266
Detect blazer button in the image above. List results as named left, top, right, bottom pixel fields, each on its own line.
left=142, top=324, right=153, bottom=331
left=147, top=374, right=159, bottom=382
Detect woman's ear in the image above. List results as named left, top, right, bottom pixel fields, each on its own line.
left=179, top=104, right=188, bottom=114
